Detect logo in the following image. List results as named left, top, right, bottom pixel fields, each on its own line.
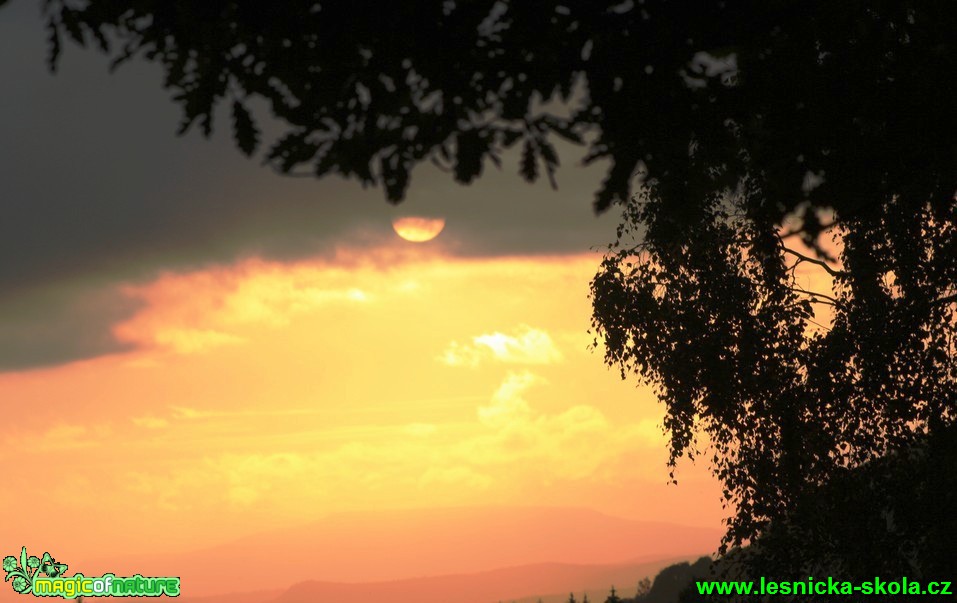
left=4, top=547, right=180, bottom=598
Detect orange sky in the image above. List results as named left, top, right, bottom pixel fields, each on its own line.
left=0, top=240, right=726, bottom=564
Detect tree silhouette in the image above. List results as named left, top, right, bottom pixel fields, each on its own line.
left=18, top=2, right=954, bottom=215
left=11, top=0, right=957, bottom=570
left=629, top=558, right=712, bottom=603
left=603, top=586, right=621, bottom=603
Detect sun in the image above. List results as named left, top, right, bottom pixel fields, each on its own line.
left=392, top=216, right=446, bottom=243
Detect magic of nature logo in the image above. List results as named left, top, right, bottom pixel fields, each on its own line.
left=4, top=547, right=180, bottom=598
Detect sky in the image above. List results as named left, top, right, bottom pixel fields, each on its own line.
left=0, top=0, right=728, bottom=583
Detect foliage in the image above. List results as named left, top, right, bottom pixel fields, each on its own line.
left=719, top=422, right=957, bottom=584
left=24, top=2, right=953, bottom=218
left=633, top=558, right=711, bottom=603
left=592, top=184, right=957, bottom=552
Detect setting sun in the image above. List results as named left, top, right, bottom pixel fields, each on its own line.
left=392, top=216, right=446, bottom=242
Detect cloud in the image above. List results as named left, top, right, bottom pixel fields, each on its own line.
left=213, top=452, right=310, bottom=506
left=462, top=372, right=666, bottom=481
left=477, top=371, right=539, bottom=427
left=152, top=328, right=246, bottom=354
left=132, top=416, right=169, bottom=429
left=113, top=259, right=372, bottom=354
left=168, top=405, right=326, bottom=420
left=169, top=406, right=216, bottom=420
left=438, top=342, right=484, bottom=368
left=5, top=423, right=112, bottom=453
left=113, top=371, right=668, bottom=518
left=0, top=280, right=139, bottom=371
left=404, top=423, right=438, bottom=437
left=441, top=325, right=564, bottom=367
left=419, top=465, right=492, bottom=490
left=125, top=465, right=213, bottom=512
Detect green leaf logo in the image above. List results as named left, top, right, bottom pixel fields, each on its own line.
left=4, top=547, right=69, bottom=594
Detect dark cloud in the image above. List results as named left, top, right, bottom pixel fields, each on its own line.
left=0, top=0, right=621, bottom=370
left=0, top=280, right=140, bottom=370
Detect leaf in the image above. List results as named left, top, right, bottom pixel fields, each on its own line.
left=45, top=18, right=61, bottom=71
left=89, top=25, right=109, bottom=52
left=379, top=152, right=410, bottom=202
left=520, top=138, right=538, bottom=183
left=593, top=156, right=636, bottom=213
left=175, top=76, right=223, bottom=138
left=499, top=127, right=523, bottom=147
left=108, top=42, right=138, bottom=73
left=538, top=138, right=558, bottom=167
left=538, top=138, right=559, bottom=189
left=266, top=130, right=319, bottom=172
left=162, top=51, right=189, bottom=86
left=60, top=9, right=85, bottom=47
left=453, top=129, right=484, bottom=184
left=231, top=100, right=260, bottom=156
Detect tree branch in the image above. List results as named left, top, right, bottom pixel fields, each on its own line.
left=780, top=245, right=846, bottom=278
left=789, top=286, right=838, bottom=305
left=931, top=292, right=957, bottom=307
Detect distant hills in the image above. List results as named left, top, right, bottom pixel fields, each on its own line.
left=172, top=558, right=698, bottom=603
left=83, top=506, right=722, bottom=598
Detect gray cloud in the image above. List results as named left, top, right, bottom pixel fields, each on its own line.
left=0, top=279, right=140, bottom=370
left=0, top=0, right=622, bottom=370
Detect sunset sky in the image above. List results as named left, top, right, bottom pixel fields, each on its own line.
left=0, top=0, right=732, bottom=590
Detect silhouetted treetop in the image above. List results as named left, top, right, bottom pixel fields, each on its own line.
left=587, top=0, right=957, bottom=556
left=22, top=1, right=957, bottom=224
left=604, top=586, right=621, bottom=603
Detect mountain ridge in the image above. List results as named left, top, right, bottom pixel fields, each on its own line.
left=82, top=506, right=721, bottom=597
left=169, top=557, right=702, bottom=603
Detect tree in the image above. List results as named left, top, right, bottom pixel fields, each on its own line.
left=592, top=170, right=957, bottom=553
left=604, top=586, right=621, bottom=603
left=635, top=578, right=651, bottom=600
left=716, top=421, right=957, bottom=583
left=12, top=0, right=957, bottom=561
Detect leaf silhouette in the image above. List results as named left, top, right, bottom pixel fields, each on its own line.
left=231, top=100, right=260, bottom=156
